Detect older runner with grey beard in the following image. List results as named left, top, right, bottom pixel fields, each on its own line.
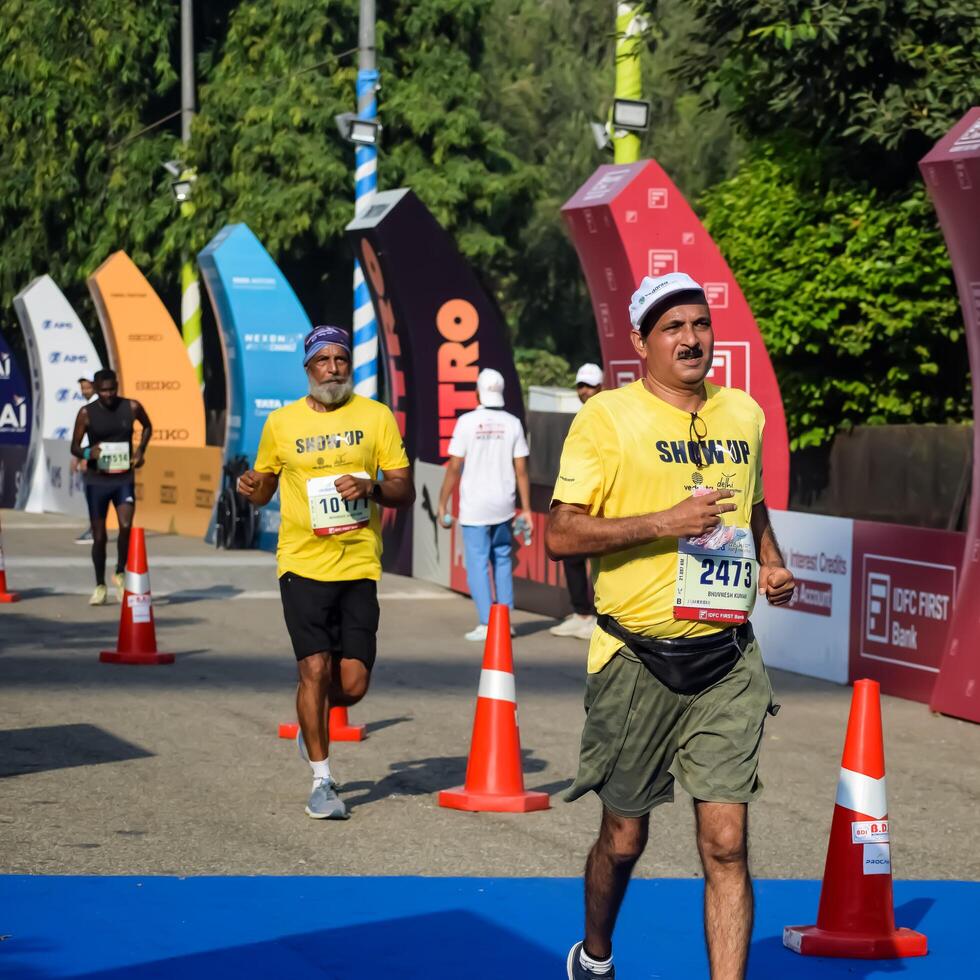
left=238, top=325, right=414, bottom=819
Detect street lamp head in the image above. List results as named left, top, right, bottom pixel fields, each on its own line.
left=612, top=98, right=651, bottom=132
left=335, top=112, right=381, bottom=147
left=171, top=178, right=195, bottom=203
left=162, top=159, right=184, bottom=178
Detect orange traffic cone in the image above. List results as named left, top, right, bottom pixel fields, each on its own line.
left=278, top=707, right=366, bottom=742
left=0, top=515, right=20, bottom=603
left=784, top=679, right=927, bottom=958
left=439, top=604, right=550, bottom=813
left=99, top=527, right=174, bottom=665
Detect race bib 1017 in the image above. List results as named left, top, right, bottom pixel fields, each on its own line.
left=674, top=524, right=757, bottom=624
left=307, top=472, right=371, bottom=537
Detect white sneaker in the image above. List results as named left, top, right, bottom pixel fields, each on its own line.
left=88, top=584, right=108, bottom=606
left=465, top=624, right=488, bottom=642
left=550, top=614, right=595, bottom=638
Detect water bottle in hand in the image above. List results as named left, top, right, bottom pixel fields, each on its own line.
left=514, top=514, right=532, bottom=547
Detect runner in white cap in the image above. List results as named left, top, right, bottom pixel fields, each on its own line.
left=548, top=272, right=794, bottom=979
left=437, top=367, right=532, bottom=641
left=550, top=363, right=604, bottom=640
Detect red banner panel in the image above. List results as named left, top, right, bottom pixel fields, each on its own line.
left=850, top=521, right=965, bottom=703
left=920, top=108, right=980, bottom=723
left=562, top=161, right=790, bottom=509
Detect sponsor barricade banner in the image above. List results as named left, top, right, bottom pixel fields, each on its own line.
left=87, top=251, right=206, bottom=450
left=850, top=521, right=964, bottom=703
left=751, top=510, right=853, bottom=684
left=345, top=189, right=524, bottom=581
left=561, top=161, right=790, bottom=509
left=131, top=445, right=222, bottom=538
left=13, top=274, right=105, bottom=513
left=0, top=332, right=32, bottom=508
left=198, top=224, right=311, bottom=551
left=920, top=108, right=980, bottom=723
left=40, top=438, right=88, bottom=518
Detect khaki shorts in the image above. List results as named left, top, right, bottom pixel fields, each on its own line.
left=565, top=636, right=777, bottom=817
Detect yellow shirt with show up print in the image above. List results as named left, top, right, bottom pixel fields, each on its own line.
left=254, top=395, right=409, bottom=582
left=552, top=381, right=766, bottom=673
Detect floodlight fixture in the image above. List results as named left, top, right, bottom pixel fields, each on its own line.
left=612, top=98, right=651, bottom=132
left=335, top=112, right=381, bottom=147
left=162, top=159, right=183, bottom=178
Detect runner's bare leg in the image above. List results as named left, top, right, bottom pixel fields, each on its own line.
left=695, top=800, right=752, bottom=980
left=297, top=652, right=330, bottom=760
left=583, top=807, right=650, bottom=959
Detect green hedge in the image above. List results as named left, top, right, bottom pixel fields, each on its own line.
left=700, top=147, right=970, bottom=449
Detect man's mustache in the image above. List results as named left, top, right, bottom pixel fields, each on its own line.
left=677, top=345, right=704, bottom=360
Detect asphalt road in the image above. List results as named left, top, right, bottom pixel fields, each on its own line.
left=2, top=509, right=977, bottom=880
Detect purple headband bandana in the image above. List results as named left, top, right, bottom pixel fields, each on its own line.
left=303, top=325, right=352, bottom=365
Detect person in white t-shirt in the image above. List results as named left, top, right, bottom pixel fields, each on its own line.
left=437, top=368, right=532, bottom=641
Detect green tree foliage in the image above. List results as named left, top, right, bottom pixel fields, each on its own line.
left=513, top=347, right=574, bottom=400
left=0, top=0, right=178, bottom=329
left=674, top=0, right=980, bottom=183
left=700, top=147, right=970, bottom=449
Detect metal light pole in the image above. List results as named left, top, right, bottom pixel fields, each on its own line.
left=613, top=2, right=644, bottom=164
left=352, top=0, right=380, bottom=399
left=180, top=0, right=204, bottom=389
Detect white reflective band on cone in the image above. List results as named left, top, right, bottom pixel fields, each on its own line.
left=477, top=668, right=516, bottom=704
left=125, top=571, right=151, bottom=596
left=836, top=767, right=888, bottom=820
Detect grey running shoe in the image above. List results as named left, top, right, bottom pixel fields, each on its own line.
left=305, top=778, right=349, bottom=820
left=566, top=942, right=615, bottom=979
left=295, top=730, right=339, bottom=789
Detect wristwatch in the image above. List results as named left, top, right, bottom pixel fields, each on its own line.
left=370, top=480, right=383, bottom=502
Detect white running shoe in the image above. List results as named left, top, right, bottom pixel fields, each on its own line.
left=88, top=584, right=108, bottom=606
left=550, top=614, right=596, bottom=639
left=465, top=624, right=488, bottom=642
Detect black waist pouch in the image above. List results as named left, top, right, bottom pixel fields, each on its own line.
left=597, top=615, right=754, bottom=695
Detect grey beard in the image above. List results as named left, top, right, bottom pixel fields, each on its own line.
left=308, top=376, right=353, bottom=407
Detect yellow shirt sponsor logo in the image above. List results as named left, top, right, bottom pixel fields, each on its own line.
left=552, top=381, right=765, bottom=672
left=255, top=395, right=409, bottom=582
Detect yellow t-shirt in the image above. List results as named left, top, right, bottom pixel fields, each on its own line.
left=552, top=381, right=765, bottom=672
left=254, top=395, right=409, bottom=581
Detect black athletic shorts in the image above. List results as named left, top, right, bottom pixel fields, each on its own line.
left=84, top=479, right=136, bottom=522
left=278, top=573, right=380, bottom=668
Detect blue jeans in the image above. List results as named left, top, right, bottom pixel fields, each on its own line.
left=461, top=521, right=514, bottom=625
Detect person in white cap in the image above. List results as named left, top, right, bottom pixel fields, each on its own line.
left=550, top=363, right=604, bottom=639
left=548, top=272, right=794, bottom=980
left=437, top=368, right=532, bottom=641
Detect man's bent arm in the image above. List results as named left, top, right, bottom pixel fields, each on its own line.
left=750, top=501, right=784, bottom=567
left=376, top=466, right=415, bottom=508
left=243, top=471, right=279, bottom=507
left=70, top=408, right=89, bottom=460
left=546, top=503, right=660, bottom=560
left=133, top=401, right=153, bottom=459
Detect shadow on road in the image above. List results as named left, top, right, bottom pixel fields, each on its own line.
left=0, top=723, right=153, bottom=778
left=342, top=747, right=549, bottom=811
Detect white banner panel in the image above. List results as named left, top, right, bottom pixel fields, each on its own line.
left=412, top=459, right=452, bottom=588
left=751, top=509, right=853, bottom=684
left=13, top=275, right=104, bottom=512
left=39, top=438, right=88, bottom=517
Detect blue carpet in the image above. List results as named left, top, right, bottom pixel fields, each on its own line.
left=0, top=876, right=974, bottom=978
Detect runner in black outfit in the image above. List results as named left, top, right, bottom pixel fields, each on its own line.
left=70, top=369, right=152, bottom=605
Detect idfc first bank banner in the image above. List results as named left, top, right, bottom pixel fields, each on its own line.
left=198, top=223, right=312, bottom=550
left=14, top=275, right=104, bottom=514
left=0, top=332, right=32, bottom=509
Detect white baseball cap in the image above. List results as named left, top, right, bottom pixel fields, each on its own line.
left=575, top=363, right=604, bottom=387
left=477, top=368, right=505, bottom=408
left=629, top=272, right=706, bottom=331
